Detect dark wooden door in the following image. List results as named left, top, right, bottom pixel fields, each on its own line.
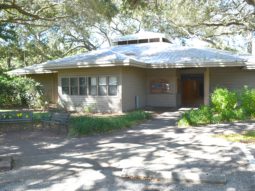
left=182, top=79, right=201, bottom=106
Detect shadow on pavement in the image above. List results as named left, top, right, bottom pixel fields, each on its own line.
left=0, top=108, right=254, bottom=191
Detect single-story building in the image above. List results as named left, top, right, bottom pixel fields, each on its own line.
left=9, top=32, right=255, bottom=112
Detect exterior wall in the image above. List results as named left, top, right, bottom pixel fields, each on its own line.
left=57, top=67, right=122, bottom=113
left=146, top=69, right=178, bottom=107
left=28, top=67, right=255, bottom=112
left=210, top=67, right=255, bottom=92
left=28, top=73, right=58, bottom=103
left=122, top=67, right=147, bottom=111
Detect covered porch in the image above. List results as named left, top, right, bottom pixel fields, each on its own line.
left=143, top=67, right=210, bottom=109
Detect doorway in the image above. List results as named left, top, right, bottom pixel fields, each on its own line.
left=181, top=74, right=204, bottom=107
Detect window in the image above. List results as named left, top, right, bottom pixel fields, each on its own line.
left=108, top=76, right=118, bottom=96
left=61, top=76, right=118, bottom=96
left=89, top=77, right=97, bottom=96
left=79, top=77, right=87, bottom=95
left=163, top=38, right=170, bottom=43
left=117, top=41, right=128, bottom=45
left=98, top=76, right=107, bottom=96
left=149, top=38, right=160, bottom=42
left=127, top=40, right=138, bottom=44
left=61, top=78, right=69, bottom=95
left=70, top=78, right=78, bottom=95
left=138, top=39, right=149, bottom=44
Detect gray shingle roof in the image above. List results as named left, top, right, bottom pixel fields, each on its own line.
left=8, top=42, right=250, bottom=75
left=43, top=49, right=131, bottom=68
left=111, top=43, right=244, bottom=65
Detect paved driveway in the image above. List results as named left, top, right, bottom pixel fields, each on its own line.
left=0, top=109, right=255, bottom=191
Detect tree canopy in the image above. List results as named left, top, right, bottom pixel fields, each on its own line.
left=0, top=0, right=254, bottom=70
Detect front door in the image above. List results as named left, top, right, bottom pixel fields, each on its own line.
left=181, top=74, right=204, bottom=107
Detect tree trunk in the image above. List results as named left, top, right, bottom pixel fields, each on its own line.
left=247, top=31, right=254, bottom=55
left=6, top=52, right=12, bottom=69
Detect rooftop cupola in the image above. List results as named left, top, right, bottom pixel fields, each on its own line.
left=112, top=31, right=171, bottom=46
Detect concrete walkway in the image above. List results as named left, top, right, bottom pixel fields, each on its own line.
left=0, top=109, right=255, bottom=191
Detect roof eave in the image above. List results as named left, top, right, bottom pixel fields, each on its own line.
left=147, top=61, right=246, bottom=68
left=8, top=60, right=247, bottom=76
left=7, top=69, right=56, bottom=76
left=42, top=59, right=147, bottom=70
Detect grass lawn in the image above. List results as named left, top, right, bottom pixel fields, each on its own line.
left=216, top=130, right=255, bottom=144
left=69, top=110, right=152, bottom=136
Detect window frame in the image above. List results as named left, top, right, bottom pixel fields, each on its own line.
left=70, top=77, right=79, bottom=95
left=61, top=75, right=118, bottom=97
left=88, top=76, right=98, bottom=96
left=108, top=76, right=118, bottom=96
left=79, top=77, right=88, bottom=96
left=98, top=76, right=108, bottom=96
left=61, top=78, right=70, bottom=95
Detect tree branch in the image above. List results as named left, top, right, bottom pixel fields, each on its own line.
left=0, top=2, right=67, bottom=24
left=0, top=3, right=41, bottom=19
left=245, top=0, right=255, bottom=6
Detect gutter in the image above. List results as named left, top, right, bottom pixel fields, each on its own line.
left=41, top=58, right=147, bottom=70
left=146, top=61, right=246, bottom=69
left=8, top=59, right=248, bottom=76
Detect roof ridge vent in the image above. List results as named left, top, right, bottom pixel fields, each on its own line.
left=112, top=31, right=171, bottom=46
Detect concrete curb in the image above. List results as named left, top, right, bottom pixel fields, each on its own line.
left=121, top=168, right=227, bottom=184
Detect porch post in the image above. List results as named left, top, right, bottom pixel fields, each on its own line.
left=204, top=68, right=210, bottom=105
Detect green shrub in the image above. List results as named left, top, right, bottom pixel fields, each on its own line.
left=210, top=112, right=222, bottom=124
left=211, top=88, right=238, bottom=112
left=239, top=86, right=255, bottom=117
left=0, top=71, right=45, bottom=108
left=178, top=87, right=255, bottom=127
left=178, top=106, right=212, bottom=127
left=69, top=110, right=151, bottom=136
left=178, top=113, right=190, bottom=127
left=188, top=106, right=212, bottom=125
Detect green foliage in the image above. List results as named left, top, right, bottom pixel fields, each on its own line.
left=0, top=24, right=17, bottom=42
left=211, top=88, right=238, bottom=112
left=178, top=106, right=212, bottom=126
left=69, top=110, right=151, bottom=136
left=239, top=86, right=255, bottom=117
left=177, top=115, right=190, bottom=127
left=1, top=0, right=253, bottom=70
left=0, top=71, right=45, bottom=108
left=178, top=87, right=255, bottom=127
